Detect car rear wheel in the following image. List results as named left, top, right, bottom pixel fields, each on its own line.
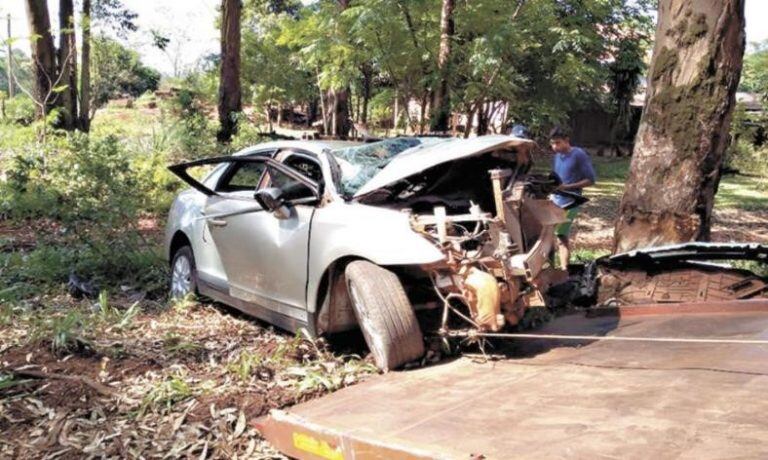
left=345, top=260, right=425, bottom=371
left=170, top=246, right=197, bottom=299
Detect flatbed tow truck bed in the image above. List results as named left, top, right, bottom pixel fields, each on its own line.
left=257, top=301, right=768, bottom=459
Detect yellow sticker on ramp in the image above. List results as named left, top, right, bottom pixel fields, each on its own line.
left=292, top=432, right=344, bottom=460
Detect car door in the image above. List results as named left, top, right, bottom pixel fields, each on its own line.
left=169, top=154, right=320, bottom=323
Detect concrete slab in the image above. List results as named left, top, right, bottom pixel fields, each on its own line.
left=259, top=311, right=768, bottom=459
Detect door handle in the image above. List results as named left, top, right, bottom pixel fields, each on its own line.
left=208, top=219, right=228, bottom=227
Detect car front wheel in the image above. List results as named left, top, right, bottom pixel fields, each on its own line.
left=345, top=260, right=425, bottom=371
left=170, top=245, right=197, bottom=299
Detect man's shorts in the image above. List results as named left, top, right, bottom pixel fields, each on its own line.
left=555, top=207, right=579, bottom=238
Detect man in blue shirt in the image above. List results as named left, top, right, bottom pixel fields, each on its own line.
left=549, top=127, right=596, bottom=269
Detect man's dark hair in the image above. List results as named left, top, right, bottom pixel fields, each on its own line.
left=549, top=126, right=570, bottom=141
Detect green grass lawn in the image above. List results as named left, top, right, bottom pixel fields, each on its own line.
left=533, top=154, right=768, bottom=255
left=584, top=157, right=767, bottom=214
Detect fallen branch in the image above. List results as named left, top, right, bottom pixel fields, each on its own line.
left=6, top=368, right=115, bottom=397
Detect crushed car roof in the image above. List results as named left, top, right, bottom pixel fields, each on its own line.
left=232, top=140, right=364, bottom=157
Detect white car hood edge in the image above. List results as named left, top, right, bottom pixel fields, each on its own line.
left=351, top=135, right=536, bottom=199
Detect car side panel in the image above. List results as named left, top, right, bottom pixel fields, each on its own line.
left=306, top=201, right=445, bottom=313
left=165, top=190, right=229, bottom=290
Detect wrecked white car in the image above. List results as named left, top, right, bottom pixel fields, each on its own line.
left=165, top=135, right=579, bottom=370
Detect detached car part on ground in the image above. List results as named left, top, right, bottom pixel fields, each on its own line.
left=165, top=136, right=768, bottom=371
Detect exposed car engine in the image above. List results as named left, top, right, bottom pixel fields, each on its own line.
left=356, top=144, right=575, bottom=332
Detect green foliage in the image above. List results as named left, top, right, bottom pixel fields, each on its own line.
left=160, top=84, right=218, bottom=159
left=95, top=291, right=141, bottom=329
left=725, top=104, right=768, bottom=190
left=48, top=310, right=91, bottom=355
left=732, top=260, right=768, bottom=278
left=740, top=40, right=768, bottom=100
left=0, top=130, right=171, bottom=294
left=163, top=331, right=205, bottom=356
left=238, top=0, right=655, bottom=135
left=0, top=372, right=33, bottom=391
left=91, top=36, right=161, bottom=109
left=242, top=7, right=314, bottom=123
left=0, top=48, right=32, bottom=95
left=2, top=94, right=36, bottom=125
left=140, top=372, right=199, bottom=415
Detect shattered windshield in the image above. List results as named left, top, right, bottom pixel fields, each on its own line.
left=332, top=137, right=443, bottom=196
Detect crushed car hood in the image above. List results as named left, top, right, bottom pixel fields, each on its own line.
left=350, top=135, right=536, bottom=199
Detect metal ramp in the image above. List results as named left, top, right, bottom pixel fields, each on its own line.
left=257, top=302, right=768, bottom=459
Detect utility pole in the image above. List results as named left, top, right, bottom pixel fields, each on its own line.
left=5, top=14, right=13, bottom=98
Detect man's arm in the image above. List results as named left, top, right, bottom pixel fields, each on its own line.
left=557, top=178, right=593, bottom=191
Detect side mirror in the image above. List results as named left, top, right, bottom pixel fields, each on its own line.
left=254, top=187, right=292, bottom=219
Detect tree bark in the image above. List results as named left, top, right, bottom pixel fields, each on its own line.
left=217, top=0, right=242, bottom=142
left=327, top=0, right=351, bottom=138
left=6, top=14, right=13, bottom=98
left=430, top=0, right=454, bottom=133
left=360, top=62, right=372, bottom=124
left=24, top=0, right=59, bottom=119
left=393, top=89, right=399, bottom=132
left=613, top=0, right=746, bottom=253
left=58, top=0, right=78, bottom=130
left=79, top=0, right=91, bottom=131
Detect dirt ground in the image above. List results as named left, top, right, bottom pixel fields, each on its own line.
left=1, top=172, right=766, bottom=458
left=0, top=217, right=379, bottom=458
left=0, top=296, right=379, bottom=458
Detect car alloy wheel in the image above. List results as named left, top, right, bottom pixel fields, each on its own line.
left=171, top=253, right=193, bottom=298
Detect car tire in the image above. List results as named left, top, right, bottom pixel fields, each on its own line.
left=170, top=245, right=198, bottom=299
left=345, top=260, right=425, bottom=371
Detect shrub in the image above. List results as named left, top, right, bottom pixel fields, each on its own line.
left=3, top=95, right=36, bottom=125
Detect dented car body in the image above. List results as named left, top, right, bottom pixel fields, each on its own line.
left=165, top=135, right=590, bottom=369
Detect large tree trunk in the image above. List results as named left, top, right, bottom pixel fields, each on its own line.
left=360, top=62, right=372, bottom=125
left=612, top=0, right=745, bottom=253
left=58, top=0, right=78, bottom=130
left=24, top=0, right=59, bottom=119
left=430, top=0, right=454, bottom=133
left=79, top=0, right=91, bottom=131
left=327, top=0, right=351, bottom=139
left=330, top=87, right=351, bottom=138
left=217, top=0, right=242, bottom=142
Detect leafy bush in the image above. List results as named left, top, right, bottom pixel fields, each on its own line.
left=726, top=105, right=767, bottom=189
left=3, top=94, right=36, bottom=125
left=91, top=36, right=161, bottom=108
left=161, top=86, right=217, bottom=159
left=0, top=132, right=170, bottom=294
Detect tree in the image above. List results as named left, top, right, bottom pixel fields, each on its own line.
left=241, top=1, right=313, bottom=131
left=613, top=0, right=746, bottom=253
left=430, top=0, right=454, bottom=132
left=80, top=0, right=92, bottom=131
left=88, top=36, right=160, bottom=117
left=24, top=0, right=59, bottom=119
left=740, top=40, right=768, bottom=100
left=58, top=0, right=79, bottom=129
left=1, top=50, right=32, bottom=97
left=217, top=0, right=243, bottom=142
left=79, top=0, right=138, bottom=131
left=330, top=0, right=352, bottom=138
left=5, top=14, right=13, bottom=98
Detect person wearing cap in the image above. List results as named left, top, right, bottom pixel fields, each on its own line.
left=549, top=127, right=596, bottom=269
